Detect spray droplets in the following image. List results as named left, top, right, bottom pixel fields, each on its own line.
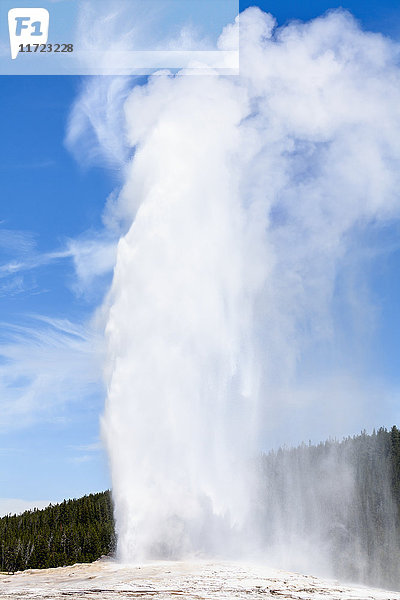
left=72, top=8, right=400, bottom=567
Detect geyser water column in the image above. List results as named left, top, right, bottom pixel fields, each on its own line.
left=102, top=74, right=264, bottom=561
left=96, top=6, right=400, bottom=568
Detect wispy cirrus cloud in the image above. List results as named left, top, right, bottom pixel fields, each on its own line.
left=0, top=226, right=117, bottom=297
left=65, top=76, right=133, bottom=170
left=71, top=441, right=102, bottom=452
left=0, top=275, right=26, bottom=297
left=0, top=249, right=70, bottom=278
left=0, top=228, right=37, bottom=257
left=68, top=440, right=104, bottom=465
left=0, top=317, right=104, bottom=430
left=0, top=229, right=116, bottom=431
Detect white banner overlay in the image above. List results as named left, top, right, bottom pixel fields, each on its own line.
left=0, top=0, right=239, bottom=75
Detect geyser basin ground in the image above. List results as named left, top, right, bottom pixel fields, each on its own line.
left=1, top=560, right=400, bottom=600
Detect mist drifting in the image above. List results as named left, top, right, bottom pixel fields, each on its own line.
left=68, top=5, right=400, bottom=582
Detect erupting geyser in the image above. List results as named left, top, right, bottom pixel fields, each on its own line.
left=86, top=7, right=400, bottom=570
left=102, top=73, right=263, bottom=560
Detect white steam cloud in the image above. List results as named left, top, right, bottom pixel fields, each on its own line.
left=68, top=7, right=400, bottom=567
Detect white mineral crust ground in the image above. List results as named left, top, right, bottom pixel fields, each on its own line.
left=1, top=559, right=400, bottom=600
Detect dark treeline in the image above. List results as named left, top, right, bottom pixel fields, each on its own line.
left=255, top=425, right=400, bottom=590
left=3, top=427, right=400, bottom=588
left=0, top=491, right=115, bottom=573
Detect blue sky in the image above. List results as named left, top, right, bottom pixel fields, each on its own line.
left=246, top=0, right=400, bottom=36
left=0, top=76, right=114, bottom=507
left=1, top=0, right=400, bottom=512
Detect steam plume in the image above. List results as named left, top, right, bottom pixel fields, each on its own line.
left=69, top=7, right=400, bottom=569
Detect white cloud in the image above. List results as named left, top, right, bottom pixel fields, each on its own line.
left=0, top=317, right=104, bottom=430
left=0, top=226, right=69, bottom=296
left=68, top=439, right=104, bottom=465
left=65, top=1, right=236, bottom=169
left=0, top=208, right=117, bottom=434
left=71, top=441, right=102, bottom=452
left=73, top=7, right=400, bottom=560
left=66, top=235, right=117, bottom=295
left=0, top=229, right=37, bottom=256
left=0, top=228, right=117, bottom=299
left=68, top=454, right=95, bottom=464
left=65, top=76, right=133, bottom=169
left=0, top=249, right=69, bottom=278
left=0, top=276, right=26, bottom=297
